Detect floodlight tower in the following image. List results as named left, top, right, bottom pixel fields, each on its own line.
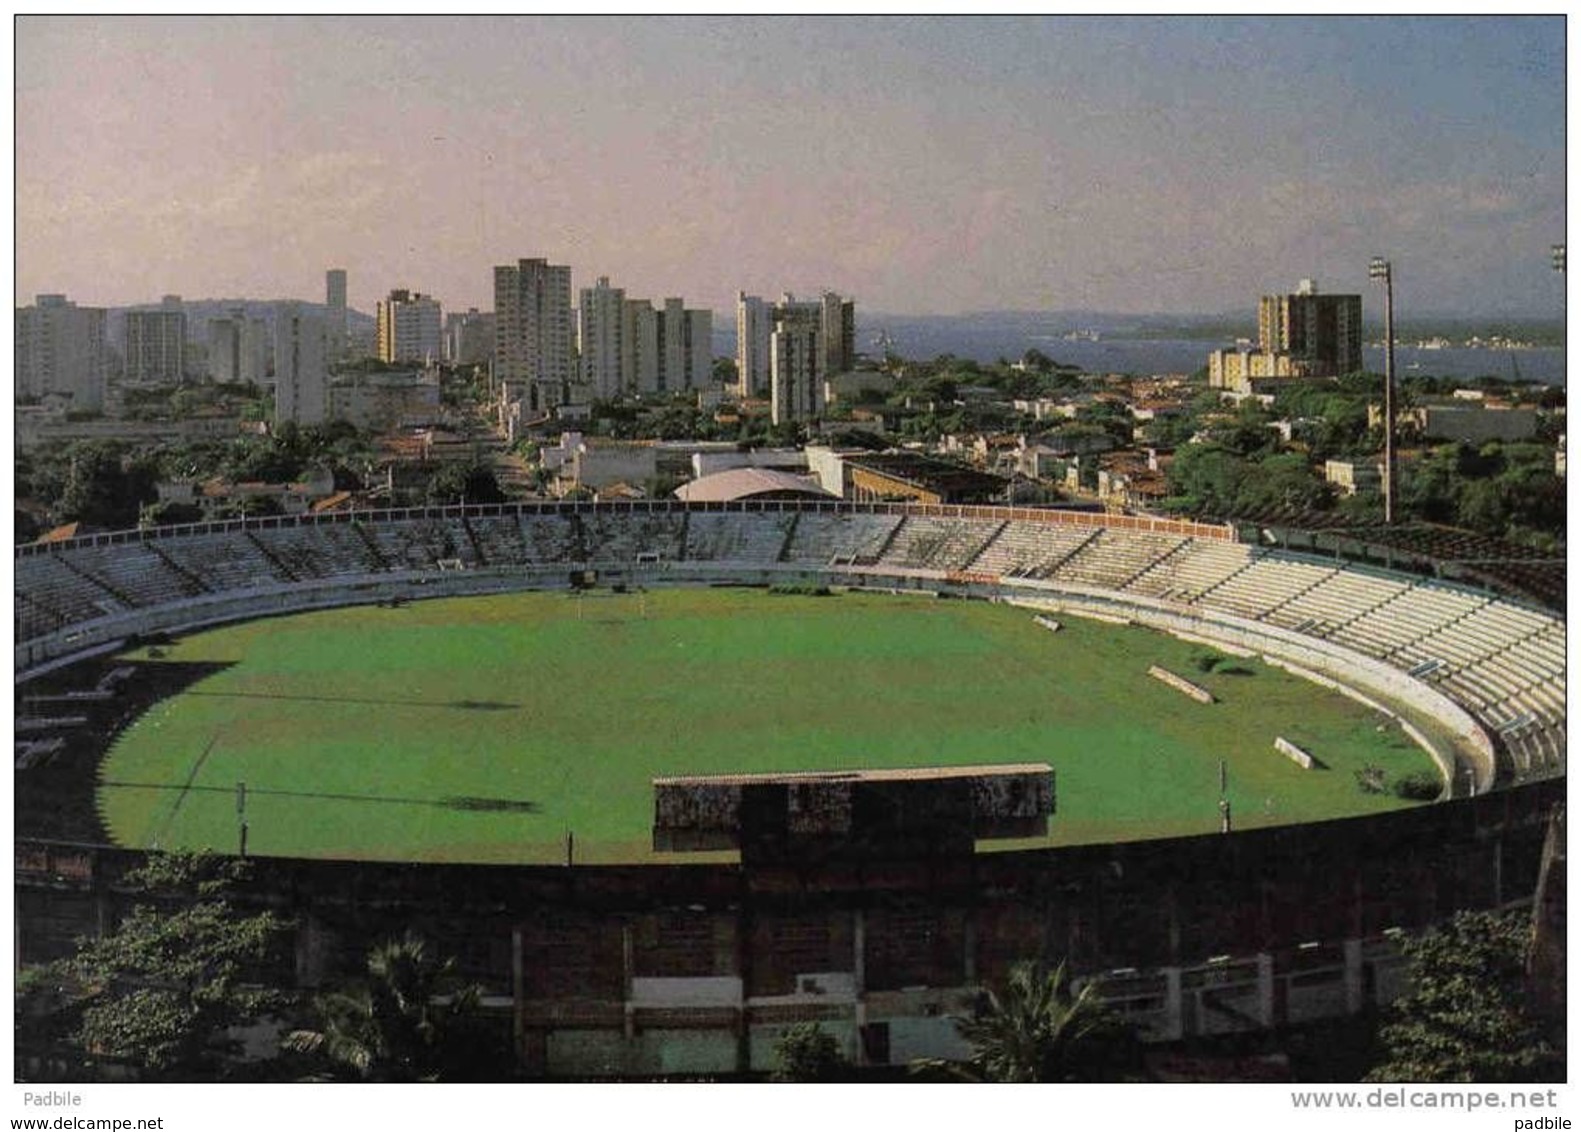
left=1369, top=257, right=1397, bottom=525
left=1552, top=244, right=1566, bottom=274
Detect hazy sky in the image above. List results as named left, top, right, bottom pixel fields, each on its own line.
left=15, top=15, right=1567, bottom=318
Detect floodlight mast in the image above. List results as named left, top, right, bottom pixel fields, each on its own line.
left=1369, top=257, right=1396, bottom=525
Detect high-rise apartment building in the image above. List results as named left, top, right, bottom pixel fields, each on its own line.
left=770, top=301, right=823, bottom=425
left=326, top=269, right=348, bottom=361
left=444, top=309, right=495, bottom=366
left=123, top=296, right=187, bottom=385
left=494, top=258, right=573, bottom=412
left=738, top=290, right=853, bottom=407
left=578, top=277, right=628, bottom=399
left=15, top=294, right=108, bottom=412
left=274, top=303, right=327, bottom=426
left=820, top=291, right=856, bottom=377
left=208, top=309, right=268, bottom=385
left=657, top=298, right=711, bottom=394
left=1258, top=279, right=1363, bottom=377
left=579, top=286, right=713, bottom=398
left=735, top=292, right=772, bottom=398
left=625, top=299, right=660, bottom=394
left=376, top=288, right=443, bottom=364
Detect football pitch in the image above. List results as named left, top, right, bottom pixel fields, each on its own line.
left=100, top=587, right=1439, bottom=864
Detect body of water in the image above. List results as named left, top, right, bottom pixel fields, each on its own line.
left=712, top=321, right=1566, bottom=386
left=883, top=330, right=1567, bottom=386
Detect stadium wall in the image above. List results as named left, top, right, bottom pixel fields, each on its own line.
left=15, top=777, right=1561, bottom=1076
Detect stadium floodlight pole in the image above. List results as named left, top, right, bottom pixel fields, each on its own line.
left=1369, top=257, right=1397, bottom=525
left=1553, top=244, right=1567, bottom=274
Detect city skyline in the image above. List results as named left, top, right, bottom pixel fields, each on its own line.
left=16, top=16, right=1566, bottom=318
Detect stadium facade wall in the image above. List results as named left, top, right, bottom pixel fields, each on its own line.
left=15, top=778, right=1561, bottom=1076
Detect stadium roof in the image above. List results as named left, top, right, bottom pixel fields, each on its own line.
left=843, top=452, right=1008, bottom=501
left=673, top=467, right=838, bottom=503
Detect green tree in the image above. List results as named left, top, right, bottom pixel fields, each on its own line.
left=1366, top=910, right=1561, bottom=1083
left=771, top=1022, right=851, bottom=1082
left=938, top=961, right=1131, bottom=1083
left=283, top=934, right=490, bottom=1082
left=57, top=442, right=159, bottom=529
left=16, top=852, right=287, bottom=1081
left=425, top=462, right=506, bottom=506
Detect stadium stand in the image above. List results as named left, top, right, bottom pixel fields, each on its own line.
left=65, top=542, right=207, bottom=608
left=877, top=515, right=992, bottom=571
left=781, top=511, right=902, bottom=565
left=957, top=518, right=1096, bottom=579
left=569, top=510, right=680, bottom=565
left=1124, top=538, right=1251, bottom=602
left=254, top=521, right=388, bottom=579
left=14, top=502, right=1564, bottom=785
left=1193, top=554, right=1337, bottom=621
left=1048, top=529, right=1187, bottom=591
left=156, top=530, right=291, bottom=592
left=464, top=513, right=532, bottom=567
left=682, top=510, right=794, bottom=564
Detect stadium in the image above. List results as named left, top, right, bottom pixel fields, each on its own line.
left=14, top=500, right=1566, bottom=1077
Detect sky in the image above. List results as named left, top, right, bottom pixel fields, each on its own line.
left=13, top=15, right=1568, bottom=319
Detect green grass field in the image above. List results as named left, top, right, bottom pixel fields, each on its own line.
left=100, top=587, right=1438, bottom=864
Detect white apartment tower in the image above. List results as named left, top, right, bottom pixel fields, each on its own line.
left=770, top=301, right=823, bottom=425
left=274, top=303, right=327, bottom=426
left=326, top=269, right=348, bottom=361
left=15, top=294, right=108, bottom=412
left=376, top=288, right=443, bottom=364
left=578, top=276, right=628, bottom=399
left=735, top=292, right=771, bottom=398
left=208, top=309, right=268, bottom=385
left=738, top=290, right=851, bottom=404
left=494, top=258, right=574, bottom=412
left=123, top=296, right=187, bottom=385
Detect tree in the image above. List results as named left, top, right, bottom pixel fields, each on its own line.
left=57, top=442, right=159, bottom=529
left=939, top=960, right=1133, bottom=1083
left=283, top=933, right=493, bottom=1082
left=1366, top=910, right=1561, bottom=1083
left=771, top=1022, right=851, bottom=1082
left=425, top=462, right=505, bottom=506
left=17, top=852, right=287, bottom=1081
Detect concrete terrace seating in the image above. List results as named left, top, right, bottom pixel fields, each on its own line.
left=17, top=553, right=127, bottom=626
left=1194, top=554, right=1336, bottom=622
left=877, top=516, right=991, bottom=571
left=682, top=511, right=791, bottom=564
left=967, top=520, right=1096, bottom=578
left=1048, top=529, right=1185, bottom=591
left=579, top=510, right=687, bottom=565
left=1126, top=539, right=1251, bottom=602
left=62, top=542, right=204, bottom=608
left=370, top=517, right=476, bottom=571
left=464, top=514, right=532, bottom=567
left=782, top=512, right=901, bottom=565
left=516, top=512, right=581, bottom=564
left=250, top=523, right=384, bottom=579
left=1261, top=568, right=1409, bottom=637
left=1393, top=603, right=1562, bottom=680
left=156, top=531, right=289, bottom=592
left=13, top=505, right=1566, bottom=791
left=1327, top=583, right=1489, bottom=660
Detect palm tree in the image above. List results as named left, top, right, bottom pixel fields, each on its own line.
left=284, top=933, right=481, bottom=1082
left=946, top=960, right=1127, bottom=1083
